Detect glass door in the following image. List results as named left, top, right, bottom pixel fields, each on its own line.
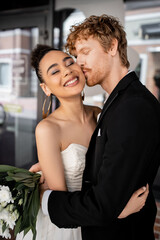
left=0, top=3, right=54, bottom=170
left=0, top=27, right=39, bottom=168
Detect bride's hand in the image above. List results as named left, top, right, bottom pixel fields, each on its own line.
left=118, top=184, right=149, bottom=219
left=29, top=162, right=41, bottom=172
left=29, top=162, right=45, bottom=184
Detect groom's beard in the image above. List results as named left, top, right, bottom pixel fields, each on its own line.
left=83, top=70, right=99, bottom=87
left=82, top=68, right=92, bottom=86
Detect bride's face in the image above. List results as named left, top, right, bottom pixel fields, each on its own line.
left=39, top=50, right=86, bottom=100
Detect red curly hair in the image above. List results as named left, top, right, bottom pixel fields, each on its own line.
left=65, top=14, right=130, bottom=68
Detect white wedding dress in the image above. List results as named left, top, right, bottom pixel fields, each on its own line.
left=16, top=143, right=87, bottom=240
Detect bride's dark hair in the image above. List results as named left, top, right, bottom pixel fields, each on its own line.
left=31, top=44, right=58, bottom=83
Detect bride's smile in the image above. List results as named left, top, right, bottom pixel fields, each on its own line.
left=63, top=77, right=79, bottom=87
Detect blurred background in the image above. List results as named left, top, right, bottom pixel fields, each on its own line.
left=0, top=1, right=160, bottom=238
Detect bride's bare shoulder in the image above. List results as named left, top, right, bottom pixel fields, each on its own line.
left=35, top=113, right=61, bottom=139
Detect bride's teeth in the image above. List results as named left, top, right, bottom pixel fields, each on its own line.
left=65, top=78, right=77, bottom=86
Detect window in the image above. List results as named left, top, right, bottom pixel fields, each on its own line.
left=0, top=59, right=12, bottom=91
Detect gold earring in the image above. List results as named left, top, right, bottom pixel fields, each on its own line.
left=81, top=90, right=85, bottom=101
left=42, top=96, right=51, bottom=119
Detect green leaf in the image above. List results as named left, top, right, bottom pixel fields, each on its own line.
left=0, top=165, right=28, bottom=174
left=23, top=188, right=30, bottom=209
left=0, top=165, right=17, bottom=172
left=7, top=172, right=33, bottom=182
left=5, top=176, right=14, bottom=181
left=0, top=165, right=41, bottom=178
left=21, top=185, right=39, bottom=238
left=30, top=185, right=40, bottom=219
left=2, top=222, right=7, bottom=233
left=32, top=225, right=37, bottom=240
left=22, top=181, right=36, bottom=188
left=16, top=183, right=26, bottom=191
left=23, top=226, right=31, bottom=236
left=14, top=216, right=22, bottom=236
left=20, top=191, right=35, bottom=230
left=19, top=215, right=30, bottom=233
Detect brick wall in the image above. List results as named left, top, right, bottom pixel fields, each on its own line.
left=154, top=201, right=160, bottom=240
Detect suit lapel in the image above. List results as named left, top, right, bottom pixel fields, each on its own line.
left=97, top=92, right=118, bottom=126
left=94, top=71, right=139, bottom=133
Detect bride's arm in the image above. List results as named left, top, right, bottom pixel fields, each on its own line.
left=118, top=184, right=149, bottom=218
left=35, top=120, right=67, bottom=191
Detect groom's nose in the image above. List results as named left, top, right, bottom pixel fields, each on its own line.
left=76, top=55, right=85, bottom=67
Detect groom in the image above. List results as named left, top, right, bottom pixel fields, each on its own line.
left=31, top=15, right=160, bottom=240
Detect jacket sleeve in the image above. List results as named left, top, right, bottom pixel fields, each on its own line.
left=48, top=97, right=160, bottom=228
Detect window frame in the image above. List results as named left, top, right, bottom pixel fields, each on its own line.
left=0, top=58, right=12, bottom=92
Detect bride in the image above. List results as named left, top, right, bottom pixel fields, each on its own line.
left=17, top=44, right=148, bottom=240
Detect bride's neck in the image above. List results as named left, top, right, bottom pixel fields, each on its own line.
left=59, top=97, right=86, bottom=123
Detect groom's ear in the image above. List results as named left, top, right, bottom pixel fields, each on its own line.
left=40, top=83, right=51, bottom=97
left=109, top=38, right=118, bottom=57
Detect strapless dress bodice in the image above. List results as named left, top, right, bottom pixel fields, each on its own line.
left=61, top=143, right=87, bottom=191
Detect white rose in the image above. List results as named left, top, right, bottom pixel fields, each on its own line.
left=0, top=209, right=15, bottom=230
left=0, top=224, right=11, bottom=239
left=0, top=208, right=10, bottom=222
left=0, top=186, right=13, bottom=204
left=1, top=201, right=7, bottom=208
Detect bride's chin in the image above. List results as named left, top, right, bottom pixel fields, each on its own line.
left=70, top=93, right=83, bottom=101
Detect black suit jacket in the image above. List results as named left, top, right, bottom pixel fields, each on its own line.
left=48, top=72, right=160, bottom=240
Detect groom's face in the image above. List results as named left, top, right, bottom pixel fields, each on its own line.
left=75, top=37, right=112, bottom=87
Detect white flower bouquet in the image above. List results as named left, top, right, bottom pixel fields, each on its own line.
left=0, top=165, right=41, bottom=240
